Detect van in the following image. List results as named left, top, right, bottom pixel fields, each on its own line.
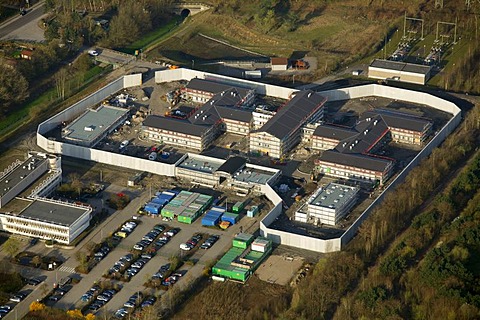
left=148, top=152, right=157, bottom=161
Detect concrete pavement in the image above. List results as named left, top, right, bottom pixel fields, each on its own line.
left=50, top=185, right=258, bottom=316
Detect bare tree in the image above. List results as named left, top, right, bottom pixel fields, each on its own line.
left=55, top=68, right=69, bottom=100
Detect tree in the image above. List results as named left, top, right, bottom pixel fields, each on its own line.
left=85, top=314, right=96, bottom=320
left=32, top=255, right=42, bottom=268
left=106, top=2, right=152, bottom=47
left=0, top=65, right=29, bottom=110
left=3, top=238, right=21, bottom=259
left=29, top=301, right=46, bottom=311
left=66, top=309, right=83, bottom=318
left=69, top=173, right=84, bottom=198
left=55, top=68, right=69, bottom=100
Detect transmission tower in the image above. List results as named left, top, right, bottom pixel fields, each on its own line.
left=435, top=0, right=444, bottom=8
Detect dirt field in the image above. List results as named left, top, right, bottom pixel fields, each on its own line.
left=255, top=255, right=304, bottom=286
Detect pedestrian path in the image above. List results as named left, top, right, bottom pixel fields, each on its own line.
left=58, top=266, right=76, bottom=273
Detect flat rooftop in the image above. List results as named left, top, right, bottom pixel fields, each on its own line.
left=233, top=166, right=276, bottom=185
left=0, top=154, right=48, bottom=198
left=370, top=59, right=432, bottom=75
left=177, top=155, right=224, bottom=174
left=309, top=183, right=359, bottom=210
left=18, top=199, right=90, bottom=227
left=62, top=104, right=128, bottom=144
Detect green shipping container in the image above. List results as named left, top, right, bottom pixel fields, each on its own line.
left=232, top=233, right=254, bottom=249
left=233, top=201, right=244, bottom=213
left=177, top=215, right=192, bottom=224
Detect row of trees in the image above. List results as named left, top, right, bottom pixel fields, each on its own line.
left=44, top=0, right=175, bottom=48
left=332, top=144, right=480, bottom=319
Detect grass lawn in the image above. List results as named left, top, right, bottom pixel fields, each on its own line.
left=118, top=16, right=183, bottom=54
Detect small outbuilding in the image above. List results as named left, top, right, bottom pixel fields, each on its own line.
left=270, top=57, right=288, bottom=71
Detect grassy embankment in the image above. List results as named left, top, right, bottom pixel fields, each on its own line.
left=0, top=65, right=108, bottom=145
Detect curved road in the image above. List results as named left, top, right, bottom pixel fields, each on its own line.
left=0, top=1, right=46, bottom=41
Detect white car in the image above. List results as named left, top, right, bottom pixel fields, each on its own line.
left=88, top=50, right=99, bottom=56
left=180, top=243, right=193, bottom=251
left=119, top=140, right=129, bottom=149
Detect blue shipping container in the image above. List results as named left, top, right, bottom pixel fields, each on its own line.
left=202, top=216, right=219, bottom=226
left=151, top=197, right=169, bottom=205
left=221, top=213, right=239, bottom=225
left=145, top=202, right=162, bottom=214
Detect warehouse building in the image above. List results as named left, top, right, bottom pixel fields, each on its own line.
left=295, top=183, right=359, bottom=226
left=249, top=90, right=327, bottom=159
left=212, top=233, right=272, bottom=282
left=182, top=78, right=255, bottom=106
left=368, top=59, right=432, bottom=85
left=62, top=104, right=130, bottom=147
left=160, top=190, right=212, bottom=224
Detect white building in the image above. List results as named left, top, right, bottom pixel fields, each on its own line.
left=0, top=152, right=92, bottom=245
left=249, top=90, right=326, bottom=159
left=0, top=199, right=92, bottom=244
left=295, top=183, right=359, bottom=226
left=368, top=59, right=432, bottom=85
left=270, top=57, right=288, bottom=71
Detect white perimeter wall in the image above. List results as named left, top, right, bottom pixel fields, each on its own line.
left=261, top=84, right=461, bottom=253
left=37, top=75, right=177, bottom=177
left=155, top=68, right=297, bottom=100
left=37, top=71, right=462, bottom=253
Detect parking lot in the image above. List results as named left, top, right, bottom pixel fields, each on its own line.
left=49, top=184, right=260, bottom=317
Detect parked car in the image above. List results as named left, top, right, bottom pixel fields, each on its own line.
left=180, top=243, right=194, bottom=251
left=141, top=296, right=156, bottom=308
left=88, top=50, right=99, bottom=56
left=166, top=228, right=180, bottom=237
left=26, top=278, right=42, bottom=286
left=9, top=293, right=26, bottom=303
left=133, top=243, right=144, bottom=251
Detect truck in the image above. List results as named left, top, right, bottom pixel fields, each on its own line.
left=292, top=59, right=309, bottom=70
left=244, top=70, right=262, bottom=79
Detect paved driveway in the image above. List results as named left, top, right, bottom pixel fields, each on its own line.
left=0, top=2, right=46, bottom=41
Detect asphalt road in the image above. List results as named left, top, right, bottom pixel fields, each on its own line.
left=0, top=1, right=46, bottom=41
